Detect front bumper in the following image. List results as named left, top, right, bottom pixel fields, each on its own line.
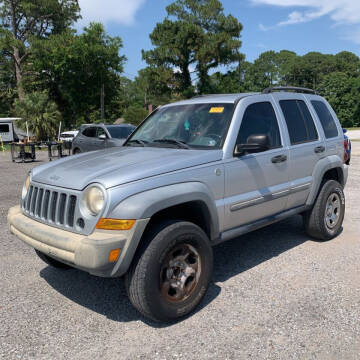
left=8, top=206, right=149, bottom=277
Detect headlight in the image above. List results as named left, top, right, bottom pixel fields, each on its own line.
left=22, top=175, right=31, bottom=199
left=84, top=186, right=105, bottom=216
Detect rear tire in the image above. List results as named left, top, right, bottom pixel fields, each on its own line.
left=125, top=220, right=213, bottom=322
left=35, top=250, right=72, bottom=269
left=303, top=180, right=345, bottom=241
left=73, top=148, right=81, bottom=155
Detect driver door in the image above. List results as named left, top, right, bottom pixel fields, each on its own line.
left=224, top=99, right=290, bottom=230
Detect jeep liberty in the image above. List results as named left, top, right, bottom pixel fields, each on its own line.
left=8, top=87, right=349, bottom=322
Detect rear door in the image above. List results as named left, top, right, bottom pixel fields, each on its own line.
left=274, top=94, right=326, bottom=209
left=307, top=96, right=343, bottom=160
left=224, top=96, right=290, bottom=230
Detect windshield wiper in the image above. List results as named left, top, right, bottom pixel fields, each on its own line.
left=126, top=139, right=148, bottom=147
left=152, top=139, right=190, bottom=149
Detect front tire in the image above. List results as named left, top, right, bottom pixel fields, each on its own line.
left=125, top=220, right=213, bottom=322
left=303, top=180, right=345, bottom=241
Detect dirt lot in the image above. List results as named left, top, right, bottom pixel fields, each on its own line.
left=0, top=146, right=359, bottom=360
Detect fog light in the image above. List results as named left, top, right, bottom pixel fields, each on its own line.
left=109, top=249, right=121, bottom=263
left=96, top=218, right=135, bottom=230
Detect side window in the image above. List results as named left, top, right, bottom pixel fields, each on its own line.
left=82, top=127, right=97, bottom=137
left=236, top=102, right=281, bottom=150
left=280, top=100, right=318, bottom=145
left=311, top=100, right=338, bottom=138
left=0, top=124, right=10, bottom=133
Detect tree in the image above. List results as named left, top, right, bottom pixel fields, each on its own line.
left=319, top=72, right=360, bottom=127
left=14, top=91, right=61, bottom=140
left=0, top=0, right=80, bottom=99
left=0, top=48, right=16, bottom=115
left=143, top=0, right=243, bottom=96
left=28, top=23, right=126, bottom=127
left=123, top=105, right=148, bottom=126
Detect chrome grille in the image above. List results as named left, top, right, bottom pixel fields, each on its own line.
left=23, top=185, right=77, bottom=228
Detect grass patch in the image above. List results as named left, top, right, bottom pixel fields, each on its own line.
left=0, top=144, right=10, bottom=152
left=345, top=127, right=360, bottom=130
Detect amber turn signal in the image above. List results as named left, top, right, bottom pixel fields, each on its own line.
left=96, top=218, right=135, bottom=230
left=108, top=249, right=121, bottom=263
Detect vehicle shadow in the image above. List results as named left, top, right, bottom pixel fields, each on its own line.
left=40, top=214, right=309, bottom=327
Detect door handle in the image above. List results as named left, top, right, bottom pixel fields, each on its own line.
left=314, top=146, right=325, bottom=153
left=271, top=155, right=287, bottom=163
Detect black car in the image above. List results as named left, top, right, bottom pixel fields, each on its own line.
left=72, top=123, right=136, bottom=154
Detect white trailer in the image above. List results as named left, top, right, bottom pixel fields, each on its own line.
left=0, top=118, right=28, bottom=142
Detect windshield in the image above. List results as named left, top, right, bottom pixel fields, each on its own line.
left=107, top=126, right=135, bottom=139
left=61, top=133, right=75, bottom=138
left=127, top=103, right=234, bottom=149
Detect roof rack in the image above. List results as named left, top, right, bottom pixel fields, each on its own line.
left=262, top=86, right=317, bottom=95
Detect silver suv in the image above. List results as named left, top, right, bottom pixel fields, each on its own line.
left=8, top=87, right=349, bottom=322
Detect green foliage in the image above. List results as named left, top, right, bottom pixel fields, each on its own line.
left=0, top=0, right=80, bottom=99
left=318, top=73, right=360, bottom=127
left=123, top=105, right=148, bottom=126
left=0, top=49, right=16, bottom=115
left=28, top=23, right=126, bottom=128
left=143, top=0, right=243, bottom=96
left=14, top=91, right=61, bottom=140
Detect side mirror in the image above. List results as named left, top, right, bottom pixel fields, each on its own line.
left=234, top=134, right=270, bottom=157
left=98, top=134, right=106, bottom=140
left=342, top=128, right=347, bottom=134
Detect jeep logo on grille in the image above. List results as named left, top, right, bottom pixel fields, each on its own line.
left=50, top=175, right=61, bottom=181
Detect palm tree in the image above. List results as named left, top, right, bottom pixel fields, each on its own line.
left=14, top=91, right=61, bottom=141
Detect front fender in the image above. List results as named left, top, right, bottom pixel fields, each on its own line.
left=108, top=182, right=220, bottom=241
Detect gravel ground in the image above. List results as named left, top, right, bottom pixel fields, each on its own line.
left=0, top=146, right=359, bottom=360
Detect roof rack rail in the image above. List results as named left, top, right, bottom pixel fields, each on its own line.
left=262, top=86, right=317, bottom=95
left=191, top=94, right=226, bottom=99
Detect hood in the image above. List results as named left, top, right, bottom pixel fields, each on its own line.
left=31, top=146, right=223, bottom=190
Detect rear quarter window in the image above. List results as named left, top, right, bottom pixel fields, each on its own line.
left=280, top=100, right=318, bottom=145
left=311, top=100, right=338, bottom=138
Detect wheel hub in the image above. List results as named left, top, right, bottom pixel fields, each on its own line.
left=325, top=192, right=341, bottom=229
left=160, top=244, right=201, bottom=303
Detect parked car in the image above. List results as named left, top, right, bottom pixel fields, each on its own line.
left=9, top=87, right=349, bottom=322
left=59, top=130, right=79, bottom=143
left=72, top=123, right=135, bottom=154
left=343, top=129, right=351, bottom=164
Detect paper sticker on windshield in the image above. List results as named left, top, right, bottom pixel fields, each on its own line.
left=209, top=107, right=224, bottom=113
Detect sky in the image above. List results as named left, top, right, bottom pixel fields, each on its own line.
left=77, top=0, right=360, bottom=79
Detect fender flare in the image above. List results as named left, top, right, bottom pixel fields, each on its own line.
left=108, top=182, right=220, bottom=241
left=306, top=155, right=344, bottom=206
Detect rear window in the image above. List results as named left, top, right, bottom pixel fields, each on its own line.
left=311, top=101, right=338, bottom=138
left=106, top=126, right=134, bottom=139
left=0, top=124, right=10, bottom=133
left=280, top=100, right=318, bottom=145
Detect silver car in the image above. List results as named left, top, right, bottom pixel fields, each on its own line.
left=72, top=123, right=135, bottom=154
left=8, top=87, right=349, bottom=322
